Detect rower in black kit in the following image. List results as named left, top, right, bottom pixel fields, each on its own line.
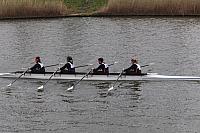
left=93, top=58, right=109, bottom=74
left=30, top=56, right=45, bottom=73
left=60, top=56, right=75, bottom=74
left=124, top=58, right=141, bottom=75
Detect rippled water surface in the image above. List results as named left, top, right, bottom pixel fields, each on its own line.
left=1, top=17, right=200, bottom=133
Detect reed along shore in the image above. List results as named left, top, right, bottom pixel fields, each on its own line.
left=0, top=0, right=107, bottom=19
left=100, top=0, right=200, bottom=15
left=0, top=0, right=70, bottom=18
left=1, top=0, right=200, bottom=19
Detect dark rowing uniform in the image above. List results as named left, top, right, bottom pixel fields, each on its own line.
left=60, top=62, right=75, bottom=73
left=30, top=62, right=45, bottom=73
left=124, top=63, right=141, bottom=75
left=93, top=63, right=109, bottom=74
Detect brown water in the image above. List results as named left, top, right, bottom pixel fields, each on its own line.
left=0, top=17, right=200, bottom=132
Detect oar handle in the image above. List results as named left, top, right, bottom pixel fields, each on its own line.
left=44, top=64, right=60, bottom=68
left=108, top=62, right=118, bottom=67
left=74, top=64, right=93, bottom=69
left=141, top=65, right=149, bottom=67
left=141, top=63, right=154, bottom=68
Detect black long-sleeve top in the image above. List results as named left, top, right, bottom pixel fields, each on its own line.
left=94, top=64, right=105, bottom=72
left=93, top=64, right=109, bottom=74
left=124, top=64, right=141, bottom=74
left=60, top=62, right=75, bottom=73
left=30, top=63, right=45, bottom=73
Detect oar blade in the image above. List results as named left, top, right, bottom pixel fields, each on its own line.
left=7, top=83, right=12, bottom=87
left=37, top=85, right=44, bottom=91
left=114, top=61, right=118, bottom=64
left=108, top=86, right=114, bottom=92
left=67, top=86, right=74, bottom=91
left=149, top=63, right=155, bottom=66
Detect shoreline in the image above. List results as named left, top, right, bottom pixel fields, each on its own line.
left=0, top=14, right=200, bottom=21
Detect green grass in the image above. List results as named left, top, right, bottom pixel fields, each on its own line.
left=64, top=0, right=108, bottom=13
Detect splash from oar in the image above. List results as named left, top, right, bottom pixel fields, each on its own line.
left=67, top=86, right=74, bottom=91
left=108, top=86, right=114, bottom=92
left=37, top=85, right=44, bottom=91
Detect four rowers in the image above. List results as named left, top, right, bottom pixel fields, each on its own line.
left=30, top=56, right=142, bottom=75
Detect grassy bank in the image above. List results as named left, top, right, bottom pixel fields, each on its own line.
left=0, top=0, right=70, bottom=18
left=1, top=0, right=200, bottom=19
left=64, top=0, right=107, bottom=13
left=0, top=0, right=108, bottom=19
left=101, top=0, right=200, bottom=15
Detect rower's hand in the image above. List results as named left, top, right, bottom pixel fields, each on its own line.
left=28, top=67, right=31, bottom=71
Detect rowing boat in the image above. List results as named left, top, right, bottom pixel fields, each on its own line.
left=1, top=71, right=200, bottom=81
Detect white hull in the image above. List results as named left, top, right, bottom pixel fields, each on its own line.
left=1, top=72, right=200, bottom=81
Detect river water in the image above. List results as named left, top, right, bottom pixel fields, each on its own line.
left=0, top=17, right=200, bottom=133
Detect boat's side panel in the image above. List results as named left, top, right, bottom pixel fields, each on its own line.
left=0, top=73, right=145, bottom=81
left=1, top=72, right=200, bottom=81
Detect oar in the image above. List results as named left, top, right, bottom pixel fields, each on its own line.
left=67, top=69, right=93, bottom=91
left=44, top=63, right=93, bottom=69
left=107, top=61, right=118, bottom=67
left=74, top=64, right=93, bottom=69
left=108, top=70, right=124, bottom=92
left=67, top=61, right=118, bottom=91
left=141, top=63, right=154, bottom=68
left=45, top=64, right=60, bottom=68
left=108, top=63, right=154, bottom=92
left=7, top=68, right=30, bottom=87
left=21, top=63, right=63, bottom=70
left=37, top=68, right=60, bottom=91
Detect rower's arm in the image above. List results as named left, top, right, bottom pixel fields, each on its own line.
left=30, top=64, right=40, bottom=71
left=60, top=63, right=70, bottom=71
left=124, top=66, right=132, bottom=72
left=94, top=64, right=105, bottom=71
left=124, top=65, right=137, bottom=72
left=60, top=64, right=67, bottom=70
